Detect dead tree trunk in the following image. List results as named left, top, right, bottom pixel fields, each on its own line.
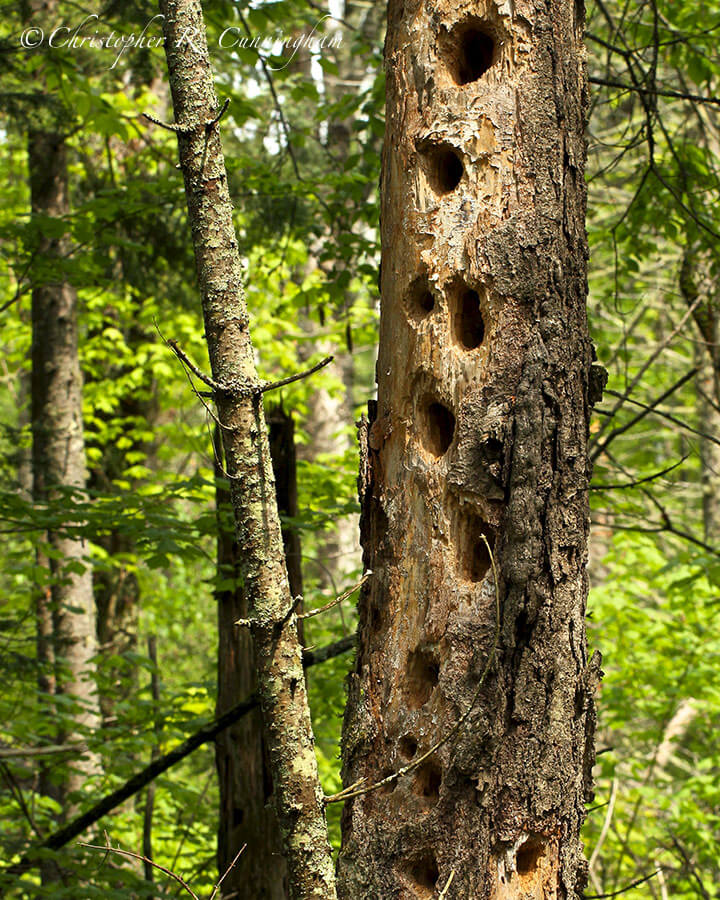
left=157, top=3, right=337, bottom=897
left=339, top=1, right=599, bottom=897
left=215, top=409, right=303, bottom=900
left=29, top=127, right=101, bottom=810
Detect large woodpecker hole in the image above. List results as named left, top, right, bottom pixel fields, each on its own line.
left=459, top=516, right=496, bottom=582
left=405, top=647, right=440, bottom=709
left=405, top=853, right=440, bottom=898
left=407, top=274, right=435, bottom=318
left=453, top=286, right=485, bottom=349
left=443, top=20, right=496, bottom=85
left=419, top=142, right=464, bottom=194
left=517, top=838, right=545, bottom=876
left=413, top=758, right=442, bottom=803
left=420, top=397, right=455, bottom=457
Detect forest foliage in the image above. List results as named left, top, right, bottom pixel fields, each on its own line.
left=0, top=0, right=719, bottom=896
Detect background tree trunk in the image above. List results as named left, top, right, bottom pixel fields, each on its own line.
left=339, top=0, right=599, bottom=897
left=29, top=126, right=101, bottom=815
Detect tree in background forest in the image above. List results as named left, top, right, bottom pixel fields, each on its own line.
left=0, top=0, right=719, bottom=897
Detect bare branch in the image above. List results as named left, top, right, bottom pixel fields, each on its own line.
left=260, top=356, right=333, bottom=394
left=208, top=844, right=247, bottom=900
left=0, top=743, right=87, bottom=759
left=589, top=76, right=720, bottom=108
left=586, top=870, right=662, bottom=898
left=590, top=456, right=687, bottom=491
left=142, top=98, right=231, bottom=133
left=299, top=572, right=370, bottom=620
left=80, top=834, right=200, bottom=899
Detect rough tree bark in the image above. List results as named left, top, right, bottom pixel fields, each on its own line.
left=340, top=0, right=599, bottom=897
left=28, top=35, right=101, bottom=825
left=680, top=246, right=720, bottom=546
left=157, top=3, right=337, bottom=897
left=215, top=409, right=303, bottom=899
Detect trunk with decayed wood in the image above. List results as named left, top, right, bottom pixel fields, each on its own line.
left=339, top=0, right=600, bottom=897
left=216, top=410, right=303, bottom=899
left=158, top=3, right=337, bottom=898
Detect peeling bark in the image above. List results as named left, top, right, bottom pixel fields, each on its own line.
left=157, top=3, right=337, bottom=897
left=340, top=0, right=598, bottom=897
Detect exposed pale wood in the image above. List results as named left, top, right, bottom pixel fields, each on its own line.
left=340, top=0, right=599, bottom=896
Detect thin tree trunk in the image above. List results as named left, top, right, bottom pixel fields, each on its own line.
left=339, top=1, right=599, bottom=897
left=29, top=123, right=101, bottom=818
left=142, top=635, right=160, bottom=886
left=157, top=3, right=337, bottom=897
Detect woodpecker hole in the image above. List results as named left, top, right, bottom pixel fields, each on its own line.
left=406, top=853, right=440, bottom=898
left=420, top=398, right=455, bottom=457
left=369, top=602, right=385, bottom=636
left=459, top=516, right=496, bottom=582
left=405, top=648, right=440, bottom=709
left=419, top=142, right=464, bottom=194
left=399, top=734, right=418, bottom=758
left=413, top=758, right=442, bottom=803
left=443, top=20, right=496, bottom=85
left=517, top=838, right=545, bottom=876
left=453, top=286, right=485, bottom=349
left=407, top=274, right=435, bottom=318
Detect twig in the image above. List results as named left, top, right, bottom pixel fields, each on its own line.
left=590, top=456, right=687, bottom=491
left=586, top=869, right=663, bottom=898
left=237, top=11, right=300, bottom=180
left=299, top=572, right=370, bottom=619
left=669, top=831, right=710, bottom=900
left=591, top=298, right=702, bottom=451
left=603, top=388, right=720, bottom=448
left=642, top=489, right=720, bottom=557
left=0, top=743, right=87, bottom=758
left=166, top=338, right=225, bottom=392
left=80, top=833, right=200, bottom=898
left=260, top=356, right=333, bottom=394
left=438, top=870, right=455, bottom=899
left=164, top=326, right=332, bottom=399
left=326, top=535, right=500, bottom=804
left=589, top=77, right=720, bottom=108
left=208, top=845, right=246, bottom=900
left=591, top=367, right=699, bottom=461
left=589, top=779, right=617, bottom=879
left=142, top=98, right=231, bottom=133
left=0, top=760, right=43, bottom=840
